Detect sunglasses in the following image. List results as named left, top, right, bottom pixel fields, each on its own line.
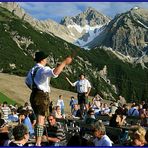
left=49, top=118, right=54, bottom=121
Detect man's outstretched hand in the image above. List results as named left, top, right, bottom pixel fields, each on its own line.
left=64, top=56, right=73, bottom=65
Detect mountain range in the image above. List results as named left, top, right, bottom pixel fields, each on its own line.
left=0, top=2, right=148, bottom=102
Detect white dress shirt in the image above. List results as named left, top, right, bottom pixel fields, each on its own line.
left=93, top=135, right=112, bottom=146
left=73, top=79, right=91, bottom=93
left=28, top=63, right=58, bottom=92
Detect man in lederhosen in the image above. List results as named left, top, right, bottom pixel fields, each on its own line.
left=26, top=51, right=72, bottom=146
left=66, top=74, right=91, bottom=117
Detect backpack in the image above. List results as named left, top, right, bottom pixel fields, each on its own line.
left=25, top=67, right=40, bottom=90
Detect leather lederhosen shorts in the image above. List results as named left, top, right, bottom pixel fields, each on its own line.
left=30, top=89, right=49, bottom=117
left=77, top=92, right=88, bottom=105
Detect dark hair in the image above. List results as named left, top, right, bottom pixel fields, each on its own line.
left=48, top=113, right=56, bottom=119
left=87, top=108, right=95, bottom=115
left=12, top=124, right=28, bottom=141
left=115, top=107, right=124, bottom=115
left=79, top=73, right=85, bottom=77
left=19, top=110, right=28, bottom=117
left=55, top=106, right=60, bottom=110
left=3, top=101, right=8, bottom=105
left=59, top=95, right=62, bottom=98
left=143, top=103, right=148, bottom=109
left=0, top=119, right=7, bottom=128
left=24, top=102, right=29, bottom=106
left=34, top=51, right=48, bottom=62
left=11, top=108, right=17, bottom=114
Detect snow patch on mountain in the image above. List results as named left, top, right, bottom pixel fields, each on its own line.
left=67, top=23, right=107, bottom=47
left=75, top=25, right=105, bottom=48
left=137, top=20, right=148, bottom=29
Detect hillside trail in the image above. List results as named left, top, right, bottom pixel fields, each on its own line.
left=0, top=73, right=111, bottom=114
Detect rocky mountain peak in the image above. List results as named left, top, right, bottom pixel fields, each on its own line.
left=60, top=7, right=110, bottom=27
left=87, top=7, right=148, bottom=60
left=0, top=2, right=32, bottom=20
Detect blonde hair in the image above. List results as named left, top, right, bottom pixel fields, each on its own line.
left=135, top=126, right=146, bottom=136
left=134, top=126, right=146, bottom=144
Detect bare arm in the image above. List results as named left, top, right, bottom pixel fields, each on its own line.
left=32, top=120, right=36, bottom=128
left=116, top=115, right=126, bottom=126
left=47, top=136, right=60, bottom=143
left=53, top=56, right=72, bottom=76
left=65, top=77, right=74, bottom=86
left=85, top=87, right=91, bottom=97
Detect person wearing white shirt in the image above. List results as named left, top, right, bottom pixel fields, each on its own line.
left=57, top=95, right=65, bottom=115
left=26, top=51, right=72, bottom=146
left=66, top=74, right=91, bottom=116
left=93, top=121, right=112, bottom=146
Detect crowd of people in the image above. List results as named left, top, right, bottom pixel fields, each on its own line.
left=0, top=95, right=147, bottom=146
left=0, top=51, right=147, bottom=146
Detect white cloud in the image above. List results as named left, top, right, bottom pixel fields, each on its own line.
left=19, top=2, right=148, bottom=22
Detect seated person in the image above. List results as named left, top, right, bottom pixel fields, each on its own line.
left=72, top=104, right=82, bottom=119
left=101, top=103, right=110, bottom=115
left=128, top=103, right=139, bottom=117
left=23, top=102, right=32, bottom=110
left=91, top=94, right=103, bottom=109
left=140, top=104, right=148, bottom=127
left=109, top=102, right=118, bottom=116
left=122, top=104, right=128, bottom=116
left=9, top=124, right=29, bottom=146
left=18, top=109, right=35, bottom=138
left=8, top=108, right=18, bottom=122
left=130, top=126, right=146, bottom=146
left=84, top=108, right=96, bottom=124
left=91, top=94, right=103, bottom=116
left=0, top=119, right=10, bottom=146
left=0, top=108, right=4, bottom=119
left=28, top=109, right=36, bottom=128
left=109, top=107, right=126, bottom=127
left=54, top=106, right=64, bottom=119
left=93, top=121, right=113, bottom=146
left=43, top=113, right=66, bottom=146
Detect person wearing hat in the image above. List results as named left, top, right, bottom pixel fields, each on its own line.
left=26, top=51, right=72, bottom=146
left=66, top=74, right=91, bottom=116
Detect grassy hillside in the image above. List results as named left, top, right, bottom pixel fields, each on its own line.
left=0, top=92, right=16, bottom=105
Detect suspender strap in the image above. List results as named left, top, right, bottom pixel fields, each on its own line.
left=131, top=109, right=136, bottom=116
left=31, top=67, right=40, bottom=89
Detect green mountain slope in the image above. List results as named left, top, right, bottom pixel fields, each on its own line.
left=84, top=48, right=148, bottom=102
left=0, top=6, right=147, bottom=102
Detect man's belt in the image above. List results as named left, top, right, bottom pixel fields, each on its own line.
left=32, top=88, right=49, bottom=95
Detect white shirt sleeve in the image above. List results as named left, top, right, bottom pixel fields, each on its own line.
left=42, top=66, right=58, bottom=78
left=73, top=81, right=78, bottom=87
left=86, top=79, right=91, bottom=88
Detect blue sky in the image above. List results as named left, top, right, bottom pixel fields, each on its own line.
left=19, top=2, right=148, bottom=23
